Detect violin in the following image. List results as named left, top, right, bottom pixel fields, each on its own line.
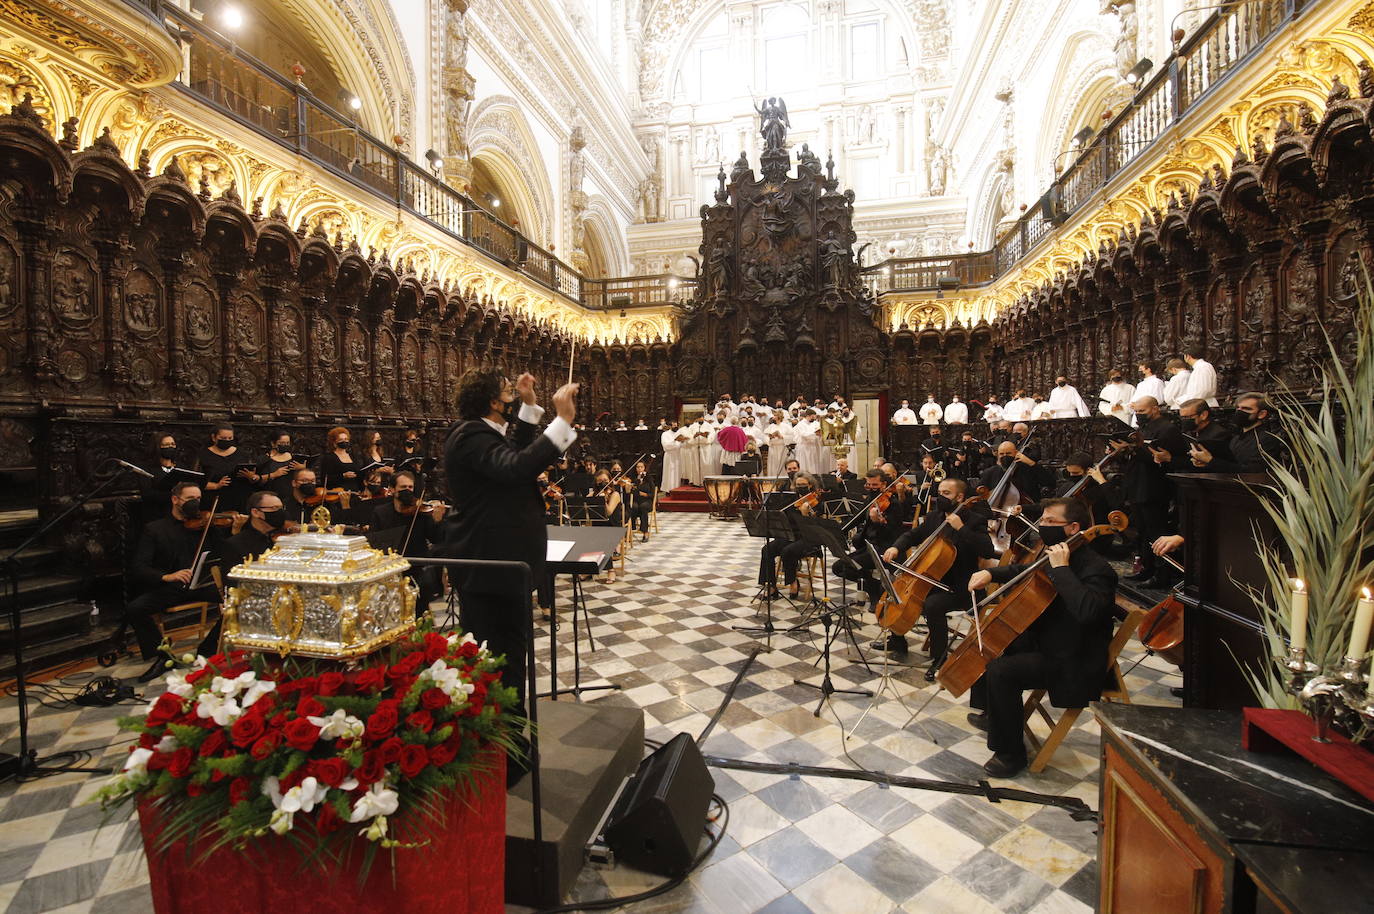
left=302, top=487, right=350, bottom=507
left=397, top=498, right=445, bottom=516
left=543, top=481, right=564, bottom=511
left=183, top=510, right=243, bottom=530
left=791, top=489, right=820, bottom=514
left=934, top=511, right=1130, bottom=698
left=269, top=520, right=303, bottom=541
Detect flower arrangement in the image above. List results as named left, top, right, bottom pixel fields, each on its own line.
left=96, top=621, right=520, bottom=871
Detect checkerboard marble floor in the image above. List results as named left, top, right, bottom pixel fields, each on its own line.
left=0, top=513, right=1180, bottom=914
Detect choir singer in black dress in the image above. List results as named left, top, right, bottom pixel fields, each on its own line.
left=440, top=370, right=578, bottom=786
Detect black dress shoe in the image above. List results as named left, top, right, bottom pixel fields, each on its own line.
left=923, top=667, right=937, bottom=682
left=966, top=711, right=989, bottom=731
left=983, top=752, right=1028, bottom=778
left=1170, top=686, right=1186, bottom=698
left=137, top=653, right=172, bottom=684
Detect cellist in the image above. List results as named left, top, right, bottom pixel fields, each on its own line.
left=879, top=478, right=995, bottom=674
left=963, top=497, right=1118, bottom=778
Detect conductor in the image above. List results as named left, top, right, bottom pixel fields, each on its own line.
left=441, top=369, right=579, bottom=786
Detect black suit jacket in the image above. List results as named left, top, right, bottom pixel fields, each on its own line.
left=132, top=517, right=224, bottom=593
left=440, top=417, right=562, bottom=593
left=217, top=526, right=274, bottom=579
left=989, top=546, right=1118, bottom=708
left=893, top=502, right=996, bottom=588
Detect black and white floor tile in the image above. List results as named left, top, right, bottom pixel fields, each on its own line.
left=0, top=514, right=1181, bottom=913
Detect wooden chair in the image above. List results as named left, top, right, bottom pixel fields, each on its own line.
left=649, top=490, right=660, bottom=535
left=158, top=566, right=223, bottom=655
left=1020, top=608, right=1143, bottom=774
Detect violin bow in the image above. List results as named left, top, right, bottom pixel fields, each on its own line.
left=400, top=482, right=428, bottom=556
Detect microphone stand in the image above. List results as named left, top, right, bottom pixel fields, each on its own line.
left=1, top=460, right=132, bottom=780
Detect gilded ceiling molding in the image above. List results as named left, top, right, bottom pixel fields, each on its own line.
left=467, top=95, right=555, bottom=244
left=0, top=0, right=180, bottom=87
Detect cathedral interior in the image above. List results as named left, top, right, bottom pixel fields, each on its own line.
left=1, top=0, right=1373, bottom=911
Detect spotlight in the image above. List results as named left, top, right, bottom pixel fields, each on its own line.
left=424, top=149, right=444, bottom=172
left=490, top=196, right=501, bottom=208
left=1070, top=126, right=1094, bottom=149
left=1124, top=58, right=1154, bottom=86
left=220, top=4, right=244, bottom=31
left=338, top=90, right=361, bottom=113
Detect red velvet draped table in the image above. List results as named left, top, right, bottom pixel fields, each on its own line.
left=138, top=752, right=506, bottom=914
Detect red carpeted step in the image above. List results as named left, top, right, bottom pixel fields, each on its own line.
left=658, top=485, right=715, bottom=512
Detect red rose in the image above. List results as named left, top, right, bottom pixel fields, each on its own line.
left=460, top=641, right=479, bottom=658
left=230, top=714, right=266, bottom=748
left=147, top=751, right=170, bottom=772
left=229, top=777, right=252, bottom=805
left=405, top=710, right=434, bottom=734
left=399, top=744, right=429, bottom=778
left=138, top=732, right=156, bottom=749
left=353, top=667, right=387, bottom=693
left=309, top=757, right=350, bottom=788
left=186, top=667, right=212, bottom=685
left=378, top=736, right=403, bottom=765
left=365, top=700, right=400, bottom=740
left=317, top=672, right=346, bottom=696
left=247, top=693, right=278, bottom=717
left=166, top=747, right=194, bottom=779
left=283, top=717, right=320, bottom=752
left=199, top=729, right=229, bottom=757
left=427, top=742, right=458, bottom=767
left=395, top=652, right=425, bottom=675
left=210, top=769, right=226, bottom=782
left=423, top=632, right=449, bottom=663
left=146, top=693, right=185, bottom=728
left=269, top=712, right=287, bottom=732
left=296, top=697, right=326, bottom=719
left=289, top=676, right=320, bottom=697
left=186, top=782, right=204, bottom=797
left=356, top=751, right=386, bottom=786
left=420, top=688, right=450, bottom=711
left=250, top=734, right=279, bottom=760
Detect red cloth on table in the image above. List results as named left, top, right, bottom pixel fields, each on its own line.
left=139, top=751, right=505, bottom=914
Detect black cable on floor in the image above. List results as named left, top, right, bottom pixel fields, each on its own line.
left=695, top=646, right=760, bottom=747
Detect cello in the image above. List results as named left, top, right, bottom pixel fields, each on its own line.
left=874, top=494, right=983, bottom=636
left=981, top=428, right=1038, bottom=555
left=1135, top=552, right=1186, bottom=666
left=935, top=510, right=1130, bottom=697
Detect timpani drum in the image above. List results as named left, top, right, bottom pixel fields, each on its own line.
left=703, top=475, right=742, bottom=519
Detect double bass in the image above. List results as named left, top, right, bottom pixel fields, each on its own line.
left=981, top=429, right=1038, bottom=555
left=874, top=495, right=984, bottom=635
left=935, top=510, right=1130, bottom=697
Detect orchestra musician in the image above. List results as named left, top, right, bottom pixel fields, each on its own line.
left=880, top=478, right=995, bottom=670
left=917, top=424, right=947, bottom=463
left=194, top=490, right=291, bottom=658
left=256, top=429, right=304, bottom=502
left=832, top=457, right=857, bottom=482
left=979, top=440, right=1045, bottom=503
left=628, top=460, right=655, bottom=542
left=440, top=369, right=578, bottom=788
left=592, top=468, right=624, bottom=584
left=964, top=497, right=1118, bottom=778
left=126, top=482, right=232, bottom=682
left=758, top=472, right=822, bottom=598
left=832, top=469, right=907, bottom=610
left=368, top=470, right=444, bottom=611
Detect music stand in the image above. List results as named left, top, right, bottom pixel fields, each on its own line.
left=736, top=506, right=795, bottom=645
left=847, top=541, right=917, bottom=736
left=791, top=514, right=874, bottom=716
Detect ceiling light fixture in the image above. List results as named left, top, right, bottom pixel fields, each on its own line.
left=1124, top=58, right=1154, bottom=86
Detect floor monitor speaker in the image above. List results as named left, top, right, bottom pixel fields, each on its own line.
left=603, top=733, right=715, bottom=877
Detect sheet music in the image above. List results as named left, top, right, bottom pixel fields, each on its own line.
left=546, top=539, right=575, bottom=562
left=187, top=551, right=213, bottom=590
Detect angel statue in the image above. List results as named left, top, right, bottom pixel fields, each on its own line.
left=754, top=97, right=790, bottom=153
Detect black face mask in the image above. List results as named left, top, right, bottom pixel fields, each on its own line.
left=1109, top=376, right=1122, bottom=383
left=159, top=446, right=177, bottom=460
left=795, top=486, right=811, bottom=494
left=934, top=495, right=955, bottom=513
left=215, top=438, right=234, bottom=448
left=298, top=483, right=318, bottom=497
left=999, top=456, right=1014, bottom=467
left=337, top=441, right=350, bottom=451
left=1056, top=380, right=1067, bottom=387
left=502, top=400, right=520, bottom=423
left=397, top=489, right=418, bottom=506
left=275, top=443, right=291, bottom=453
left=1179, top=417, right=1197, bottom=433
left=1039, top=524, right=1070, bottom=547
left=367, top=483, right=386, bottom=495
left=261, top=509, right=286, bottom=529
left=405, top=439, right=418, bottom=448
left=180, top=497, right=201, bottom=517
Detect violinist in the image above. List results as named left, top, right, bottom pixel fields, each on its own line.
left=757, top=472, right=822, bottom=598
left=539, top=471, right=564, bottom=524
left=880, top=479, right=996, bottom=670
left=628, top=460, right=655, bottom=542
left=832, top=469, right=908, bottom=610
left=195, top=423, right=254, bottom=512
left=964, top=497, right=1118, bottom=778
left=195, top=491, right=290, bottom=658
left=127, top=482, right=229, bottom=682
left=368, top=470, right=443, bottom=610
left=286, top=467, right=321, bottom=523
left=319, top=426, right=362, bottom=492
left=256, top=429, right=305, bottom=501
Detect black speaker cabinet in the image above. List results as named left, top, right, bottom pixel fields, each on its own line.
left=604, top=733, right=715, bottom=877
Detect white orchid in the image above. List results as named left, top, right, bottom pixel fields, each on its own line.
left=261, top=776, right=329, bottom=835
left=240, top=679, right=276, bottom=709
left=362, top=816, right=389, bottom=842
left=268, top=808, right=295, bottom=835
left=211, top=670, right=258, bottom=699
left=162, top=670, right=195, bottom=698
left=195, top=690, right=241, bottom=726
left=308, top=708, right=364, bottom=741
left=349, top=783, right=399, bottom=823
left=123, top=747, right=153, bottom=775
left=154, top=733, right=179, bottom=754
left=423, top=659, right=475, bottom=703
left=445, top=631, right=477, bottom=648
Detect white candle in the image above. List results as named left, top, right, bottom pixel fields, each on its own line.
left=1348, top=586, right=1374, bottom=659
left=1290, top=579, right=1309, bottom=653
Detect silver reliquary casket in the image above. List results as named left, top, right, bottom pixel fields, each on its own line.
left=221, top=525, right=418, bottom=660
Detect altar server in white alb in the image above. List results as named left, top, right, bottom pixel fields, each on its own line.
left=1135, top=362, right=1166, bottom=406
left=659, top=422, right=684, bottom=490
left=1048, top=376, right=1090, bottom=418
left=1162, top=358, right=1191, bottom=409
left=943, top=396, right=968, bottom=425
left=1098, top=370, right=1137, bottom=426
left=1003, top=389, right=1035, bottom=421
left=765, top=411, right=794, bottom=476
left=793, top=410, right=823, bottom=475
left=683, top=417, right=706, bottom=485
left=701, top=412, right=724, bottom=477
left=1182, top=347, right=1219, bottom=407
left=981, top=397, right=1004, bottom=423
left=892, top=399, right=918, bottom=425
left=919, top=395, right=943, bottom=425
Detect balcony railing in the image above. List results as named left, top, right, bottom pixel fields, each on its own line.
left=167, top=7, right=581, bottom=301
left=580, top=274, right=696, bottom=312
left=868, top=0, right=1307, bottom=296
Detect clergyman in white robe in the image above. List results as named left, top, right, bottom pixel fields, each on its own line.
left=943, top=398, right=968, bottom=425
left=683, top=420, right=706, bottom=485
left=660, top=426, right=684, bottom=491
left=765, top=417, right=794, bottom=476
